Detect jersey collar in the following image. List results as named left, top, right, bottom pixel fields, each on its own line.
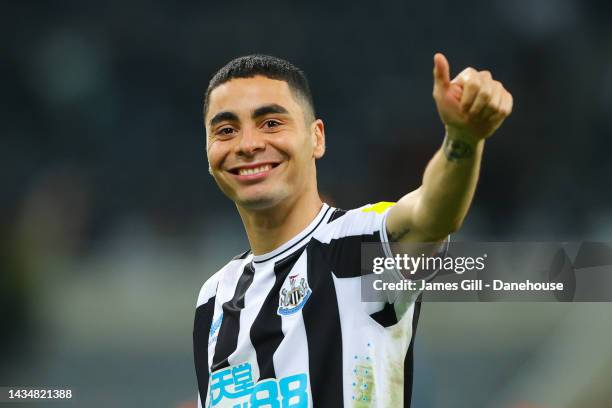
left=252, top=203, right=332, bottom=265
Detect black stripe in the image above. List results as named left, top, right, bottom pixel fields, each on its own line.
left=302, top=242, right=344, bottom=407
left=253, top=207, right=331, bottom=264
left=193, top=296, right=216, bottom=403
left=403, top=298, right=422, bottom=408
left=369, top=302, right=399, bottom=328
left=315, top=231, right=382, bottom=279
left=211, top=262, right=255, bottom=372
left=231, top=249, right=251, bottom=261
left=327, top=208, right=347, bottom=222
left=250, top=248, right=305, bottom=379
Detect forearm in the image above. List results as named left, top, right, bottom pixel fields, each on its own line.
left=416, top=126, right=484, bottom=236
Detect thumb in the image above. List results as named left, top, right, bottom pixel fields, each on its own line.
left=433, top=52, right=450, bottom=90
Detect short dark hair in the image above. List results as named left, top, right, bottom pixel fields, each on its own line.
left=203, top=54, right=315, bottom=122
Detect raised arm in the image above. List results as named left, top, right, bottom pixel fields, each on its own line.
left=387, top=53, right=513, bottom=243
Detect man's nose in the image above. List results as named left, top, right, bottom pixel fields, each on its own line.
left=235, top=127, right=265, bottom=156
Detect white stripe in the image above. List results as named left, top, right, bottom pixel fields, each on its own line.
left=272, top=250, right=313, bottom=407
left=332, top=274, right=416, bottom=407
left=197, top=270, right=222, bottom=307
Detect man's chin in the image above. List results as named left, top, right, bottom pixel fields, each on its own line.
left=234, top=193, right=285, bottom=211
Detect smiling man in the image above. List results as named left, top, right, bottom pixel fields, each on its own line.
left=194, top=54, right=512, bottom=407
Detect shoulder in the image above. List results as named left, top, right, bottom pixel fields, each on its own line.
left=313, top=202, right=396, bottom=243
left=195, top=250, right=252, bottom=308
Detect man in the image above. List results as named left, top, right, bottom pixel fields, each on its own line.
left=194, top=54, right=512, bottom=407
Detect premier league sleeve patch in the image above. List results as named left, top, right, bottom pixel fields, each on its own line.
left=277, top=273, right=312, bottom=316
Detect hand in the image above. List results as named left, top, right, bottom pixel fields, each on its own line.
left=432, top=53, right=513, bottom=141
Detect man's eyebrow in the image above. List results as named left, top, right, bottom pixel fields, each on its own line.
left=209, top=111, right=239, bottom=127
left=252, top=104, right=289, bottom=119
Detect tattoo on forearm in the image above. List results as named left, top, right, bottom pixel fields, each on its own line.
left=443, top=136, right=474, bottom=161
left=388, top=227, right=410, bottom=242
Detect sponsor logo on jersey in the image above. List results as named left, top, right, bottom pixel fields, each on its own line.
left=278, top=274, right=312, bottom=316
left=208, top=362, right=309, bottom=407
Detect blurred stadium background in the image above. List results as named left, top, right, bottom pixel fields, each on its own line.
left=2, top=0, right=612, bottom=407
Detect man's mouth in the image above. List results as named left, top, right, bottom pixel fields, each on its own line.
left=228, top=162, right=281, bottom=179
left=237, top=164, right=272, bottom=176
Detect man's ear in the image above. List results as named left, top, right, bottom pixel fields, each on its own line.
left=204, top=132, right=213, bottom=175
left=311, top=119, right=326, bottom=159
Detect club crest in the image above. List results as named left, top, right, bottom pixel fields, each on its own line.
left=278, top=274, right=312, bottom=316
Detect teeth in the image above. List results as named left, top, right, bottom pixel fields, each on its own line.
left=238, top=164, right=272, bottom=176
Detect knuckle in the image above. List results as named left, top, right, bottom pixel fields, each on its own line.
left=466, top=80, right=479, bottom=91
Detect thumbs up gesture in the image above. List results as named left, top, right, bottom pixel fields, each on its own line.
left=432, top=53, right=513, bottom=141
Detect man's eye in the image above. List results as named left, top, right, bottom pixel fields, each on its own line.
left=264, top=120, right=280, bottom=128
left=217, top=127, right=235, bottom=136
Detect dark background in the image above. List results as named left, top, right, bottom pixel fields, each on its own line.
left=2, top=1, right=611, bottom=407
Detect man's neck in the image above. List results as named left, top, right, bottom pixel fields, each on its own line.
left=237, top=192, right=324, bottom=255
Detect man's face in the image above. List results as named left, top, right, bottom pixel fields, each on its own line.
left=205, top=76, right=325, bottom=210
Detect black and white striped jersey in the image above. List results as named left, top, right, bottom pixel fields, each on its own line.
left=194, top=202, right=432, bottom=408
